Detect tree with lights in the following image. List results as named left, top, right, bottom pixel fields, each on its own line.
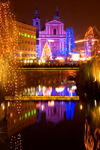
left=0, top=1, right=23, bottom=98
left=41, top=42, right=52, bottom=60
left=65, top=27, right=75, bottom=58
left=71, top=27, right=75, bottom=50
left=65, top=28, right=70, bottom=57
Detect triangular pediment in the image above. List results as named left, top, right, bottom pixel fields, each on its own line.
left=46, top=20, right=63, bottom=25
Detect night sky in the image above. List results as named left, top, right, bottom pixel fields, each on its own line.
left=8, top=0, right=100, bottom=40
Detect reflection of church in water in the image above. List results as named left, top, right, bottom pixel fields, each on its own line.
left=36, top=101, right=76, bottom=129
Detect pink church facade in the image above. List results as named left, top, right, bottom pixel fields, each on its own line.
left=39, top=20, right=66, bottom=57
left=33, top=8, right=68, bottom=59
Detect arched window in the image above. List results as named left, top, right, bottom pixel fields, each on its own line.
left=53, top=29, right=56, bottom=35
left=36, top=22, right=38, bottom=25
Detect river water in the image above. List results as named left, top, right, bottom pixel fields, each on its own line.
left=0, top=71, right=100, bottom=150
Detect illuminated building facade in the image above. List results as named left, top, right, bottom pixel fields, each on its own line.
left=15, top=21, right=37, bottom=60
left=33, top=8, right=75, bottom=59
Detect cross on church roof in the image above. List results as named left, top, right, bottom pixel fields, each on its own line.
left=54, top=8, right=60, bottom=21
left=34, top=7, right=40, bottom=19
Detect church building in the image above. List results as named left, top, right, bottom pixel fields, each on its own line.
left=33, top=8, right=67, bottom=59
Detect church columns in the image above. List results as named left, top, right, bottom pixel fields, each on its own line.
left=62, top=41, right=64, bottom=51
left=60, top=40, right=61, bottom=49
left=46, top=25, right=48, bottom=34
left=39, top=40, right=41, bottom=56
left=60, top=25, right=61, bottom=34
left=62, top=26, right=63, bottom=35
left=59, top=40, right=64, bottom=51
left=49, top=26, right=50, bottom=34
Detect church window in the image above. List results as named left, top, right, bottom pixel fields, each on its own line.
left=54, top=29, right=56, bottom=35
left=36, top=22, right=38, bottom=25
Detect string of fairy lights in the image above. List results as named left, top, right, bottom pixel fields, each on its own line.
left=0, top=1, right=23, bottom=97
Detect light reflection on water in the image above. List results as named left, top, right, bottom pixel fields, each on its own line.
left=23, top=85, right=77, bottom=96
left=1, top=71, right=100, bottom=149
left=1, top=99, right=100, bottom=149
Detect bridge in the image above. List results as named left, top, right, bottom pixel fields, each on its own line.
left=21, top=67, right=79, bottom=71
left=5, top=96, right=79, bottom=101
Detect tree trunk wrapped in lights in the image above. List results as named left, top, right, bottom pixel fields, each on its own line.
left=41, top=42, right=52, bottom=60
left=0, top=1, right=23, bottom=98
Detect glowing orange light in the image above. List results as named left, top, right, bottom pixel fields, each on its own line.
left=80, top=105, right=83, bottom=110
left=56, top=86, right=65, bottom=92
left=48, top=101, right=54, bottom=107
left=41, top=105, right=44, bottom=111
left=48, top=39, right=54, bottom=42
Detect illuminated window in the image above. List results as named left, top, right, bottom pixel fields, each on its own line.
left=14, top=119, right=16, bottom=123
left=19, top=116, right=21, bottom=121
left=10, top=113, right=13, bottom=117
left=31, top=110, right=33, bottom=115
left=34, top=109, right=36, bottom=114
left=28, top=112, right=30, bottom=117
left=25, top=113, right=27, bottom=118
left=53, top=29, right=56, bottom=35
left=34, top=36, right=36, bottom=39
left=24, top=33, right=27, bottom=37
left=31, top=35, right=34, bottom=38
left=21, top=33, right=24, bottom=36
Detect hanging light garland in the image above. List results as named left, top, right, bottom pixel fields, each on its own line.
left=0, top=1, right=23, bottom=97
